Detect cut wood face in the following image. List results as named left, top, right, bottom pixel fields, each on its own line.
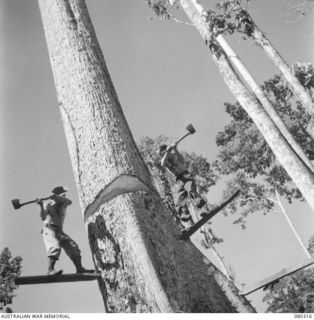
left=84, top=174, right=155, bottom=221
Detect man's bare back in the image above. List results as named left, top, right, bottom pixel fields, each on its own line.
left=40, top=194, right=72, bottom=228
left=160, top=145, right=188, bottom=178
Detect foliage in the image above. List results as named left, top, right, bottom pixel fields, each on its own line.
left=146, top=0, right=179, bottom=21
left=293, top=62, right=314, bottom=96
left=145, top=0, right=253, bottom=36
left=202, top=1, right=254, bottom=38
left=308, top=235, right=314, bottom=256
left=145, top=0, right=255, bottom=58
left=0, top=248, right=22, bottom=313
left=138, top=135, right=170, bottom=169
left=214, top=66, right=314, bottom=227
left=263, top=236, right=314, bottom=313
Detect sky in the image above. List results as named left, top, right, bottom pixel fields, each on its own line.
left=0, top=0, right=314, bottom=313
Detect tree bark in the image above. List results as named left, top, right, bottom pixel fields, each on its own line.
left=37, top=0, right=254, bottom=313
left=179, top=0, right=314, bottom=213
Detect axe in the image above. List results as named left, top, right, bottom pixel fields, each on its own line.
left=174, top=124, right=196, bottom=146
left=11, top=197, right=50, bottom=210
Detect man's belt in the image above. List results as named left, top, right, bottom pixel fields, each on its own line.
left=44, top=223, right=62, bottom=230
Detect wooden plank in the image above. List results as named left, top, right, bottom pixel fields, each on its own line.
left=180, top=190, right=240, bottom=240
left=15, top=273, right=101, bottom=285
left=240, top=257, right=314, bottom=296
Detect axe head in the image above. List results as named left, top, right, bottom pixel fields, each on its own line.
left=186, top=124, right=196, bottom=134
left=11, top=199, right=21, bottom=210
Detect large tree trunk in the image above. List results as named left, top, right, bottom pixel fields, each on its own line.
left=37, top=0, right=254, bottom=313
left=179, top=0, right=314, bottom=212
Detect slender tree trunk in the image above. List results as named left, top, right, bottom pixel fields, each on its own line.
left=38, top=0, right=254, bottom=313
left=253, top=27, right=314, bottom=138
left=209, top=243, right=231, bottom=280
left=274, top=190, right=311, bottom=258
left=179, top=0, right=314, bottom=213
left=231, top=1, right=314, bottom=138
left=252, top=27, right=314, bottom=123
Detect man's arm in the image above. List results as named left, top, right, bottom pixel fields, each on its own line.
left=160, top=144, right=175, bottom=167
left=36, top=199, right=46, bottom=220
left=50, top=194, right=72, bottom=206
left=160, top=152, right=170, bottom=167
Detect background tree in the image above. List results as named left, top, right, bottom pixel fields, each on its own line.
left=0, top=248, right=22, bottom=313
left=263, top=236, right=314, bottom=313
left=214, top=65, right=314, bottom=214
left=206, top=0, right=314, bottom=138
left=213, top=68, right=314, bottom=256
left=212, top=65, right=314, bottom=313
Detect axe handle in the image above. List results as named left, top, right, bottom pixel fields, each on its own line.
left=160, top=133, right=191, bottom=156
left=174, top=132, right=191, bottom=146
left=20, top=197, right=51, bottom=208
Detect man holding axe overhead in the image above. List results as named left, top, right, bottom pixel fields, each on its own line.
left=36, top=186, right=94, bottom=275
left=159, top=124, right=207, bottom=230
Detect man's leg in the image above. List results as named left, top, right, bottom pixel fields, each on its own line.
left=59, top=231, right=94, bottom=273
left=42, top=226, right=63, bottom=275
left=182, top=173, right=207, bottom=215
left=175, top=179, right=194, bottom=229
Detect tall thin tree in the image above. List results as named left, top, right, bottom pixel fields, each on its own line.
left=211, top=36, right=313, bottom=172
left=229, top=0, right=314, bottom=137
left=170, top=0, right=314, bottom=212
left=37, top=0, right=254, bottom=313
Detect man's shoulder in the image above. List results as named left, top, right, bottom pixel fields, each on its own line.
left=43, top=201, right=51, bottom=209
left=52, top=195, right=72, bottom=206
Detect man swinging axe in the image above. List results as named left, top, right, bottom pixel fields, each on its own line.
left=159, top=124, right=210, bottom=231
left=36, top=186, right=94, bottom=276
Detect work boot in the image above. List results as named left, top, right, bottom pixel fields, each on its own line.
left=181, top=226, right=192, bottom=234
left=179, top=206, right=191, bottom=222
left=71, top=256, right=94, bottom=274
left=47, top=257, right=63, bottom=276
left=200, top=212, right=207, bottom=218
left=193, top=197, right=206, bottom=209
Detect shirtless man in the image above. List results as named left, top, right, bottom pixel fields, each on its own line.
left=159, top=143, right=206, bottom=229
left=37, top=186, right=94, bottom=275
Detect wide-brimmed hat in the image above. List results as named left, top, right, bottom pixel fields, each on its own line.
left=51, top=186, right=69, bottom=195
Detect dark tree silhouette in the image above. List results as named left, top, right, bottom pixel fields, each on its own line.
left=0, top=248, right=22, bottom=313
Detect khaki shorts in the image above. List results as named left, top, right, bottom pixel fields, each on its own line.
left=42, top=224, right=80, bottom=259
